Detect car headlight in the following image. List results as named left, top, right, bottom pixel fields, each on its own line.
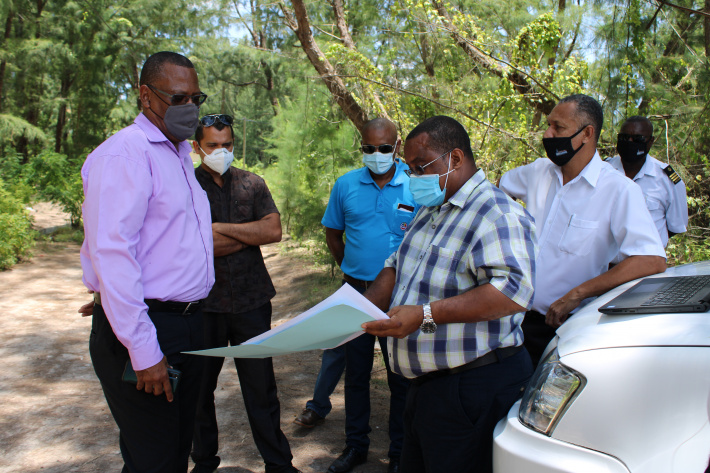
left=518, top=348, right=586, bottom=435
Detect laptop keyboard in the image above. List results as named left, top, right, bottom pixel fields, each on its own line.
left=641, top=276, right=710, bottom=306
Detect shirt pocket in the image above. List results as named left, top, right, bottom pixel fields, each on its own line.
left=390, top=207, right=416, bottom=237
left=558, top=216, right=599, bottom=256
left=424, top=245, right=465, bottom=289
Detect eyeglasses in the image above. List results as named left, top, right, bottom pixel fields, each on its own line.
left=617, top=133, right=651, bottom=144
left=360, top=144, right=395, bottom=154
left=146, top=84, right=208, bottom=106
left=200, top=114, right=234, bottom=127
left=404, top=149, right=453, bottom=177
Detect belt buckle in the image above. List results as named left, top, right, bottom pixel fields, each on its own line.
left=182, top=302, right=193, bottom=315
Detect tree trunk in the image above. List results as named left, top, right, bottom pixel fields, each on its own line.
left=329, top=0, right=390, bottom=121
left=331, top=0, right=355, bottom=49
left=705, top=0, right=710, bottom=57
left=55, top=75, right=73, bottom=153
left=283, top=0, right=368, bottom=132
left=0, top=11, right=14, bottom=112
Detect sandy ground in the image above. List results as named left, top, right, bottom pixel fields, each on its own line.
left=0, top=204, right=393, bottom=473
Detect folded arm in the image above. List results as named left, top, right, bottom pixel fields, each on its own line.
left=212, top=212, right=282, bottom=257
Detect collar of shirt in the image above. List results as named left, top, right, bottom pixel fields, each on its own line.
left=551, top=151, right=603, bottom=188
left=134, top=112, right=191, bottom=156
left=195, top=165, right=233, bottom=188
left=608, top=154, right=659, bottom=181
left=446, top=168, right=485, bottom=209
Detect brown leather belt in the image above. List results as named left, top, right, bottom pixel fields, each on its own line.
left=410, top=346, right=523, bottom=386
left=93, top=292, right=203, bottom=315
left=342, top=274, right=375, bottom=290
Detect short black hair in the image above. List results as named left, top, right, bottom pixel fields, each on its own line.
left=406, top=116, right=474, bottom=161
left=139, top=51, right=194, bottom=86
left=195, top=121, right=234, bottom=146
left=624, top=115, right=654, bottom=136
left=558, top=94, right=604, bottom=142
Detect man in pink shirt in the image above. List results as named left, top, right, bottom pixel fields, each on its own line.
left=80, top=51, right=215, bottom=472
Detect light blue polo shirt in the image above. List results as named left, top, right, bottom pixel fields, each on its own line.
left=322, top=161, right=420, bottom=281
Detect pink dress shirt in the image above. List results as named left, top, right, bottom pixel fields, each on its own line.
left=80, top=113, right=215, bottom=370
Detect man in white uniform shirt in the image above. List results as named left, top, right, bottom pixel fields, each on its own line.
left=499, top=94, right=667, bottom=366
left=606, top=116, right=688, bottom=247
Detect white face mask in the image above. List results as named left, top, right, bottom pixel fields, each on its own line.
left=362, top=151, right=395, bottom=175
left=200, top=146, right=234, bottom=175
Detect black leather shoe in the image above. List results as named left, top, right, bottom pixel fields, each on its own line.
left=294, top=408, right=324, bottom=428
left=327, top=446, right=367, bottom=473
left=387, top=457, right=400, bottom=473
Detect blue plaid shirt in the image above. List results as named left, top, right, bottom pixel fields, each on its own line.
left=385, top=170, right=537, bottom=378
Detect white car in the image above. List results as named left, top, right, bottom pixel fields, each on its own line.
left=493, top=261, right=710, bottom=473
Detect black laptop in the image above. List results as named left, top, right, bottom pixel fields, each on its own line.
left=599, top=275, right=710, bottom=315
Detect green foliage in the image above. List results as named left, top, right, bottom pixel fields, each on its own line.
left=23, top=151, right=84, bottom=226
left=265, top=86, right=359, bottom=267
left=0, top=179, right=35, bottom=270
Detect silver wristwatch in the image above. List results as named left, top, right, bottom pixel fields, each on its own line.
left=420, top=303, right=437, bottom=334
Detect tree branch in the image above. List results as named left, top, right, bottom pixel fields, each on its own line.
left=325, top=73, right=543, bottom=157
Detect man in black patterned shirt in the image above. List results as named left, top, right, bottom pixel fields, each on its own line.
left=191, top=114, right=300, bottom=473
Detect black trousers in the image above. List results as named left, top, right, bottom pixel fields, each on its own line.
left=521, top=310, right=557, bottom=367
left=399, top=348, right=532, bottom=473
left=90, top=302, right=205, bottom=473
left=191, top=302, right=295, bottom=473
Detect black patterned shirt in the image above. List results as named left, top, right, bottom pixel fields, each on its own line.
left=195, top=166, right=278, bottom=314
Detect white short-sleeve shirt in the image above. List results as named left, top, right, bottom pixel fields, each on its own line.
left=499, top=152, right=666, bottom=314
left=606, top=155, right=688, bottom=247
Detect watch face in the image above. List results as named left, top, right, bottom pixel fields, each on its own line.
left=421, top=322, right=437, bottom=334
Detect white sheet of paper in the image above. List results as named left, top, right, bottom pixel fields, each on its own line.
left=186, top=283, right=389, bottom=358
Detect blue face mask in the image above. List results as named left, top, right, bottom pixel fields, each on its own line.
left=363, top=151, right=395, bottom=175
left=408, top=151, right=454, bottom=207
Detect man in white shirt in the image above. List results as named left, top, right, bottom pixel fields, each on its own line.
left=606, top=116, right=688, bottom=247
left=499, top=94, right=667, bottom=366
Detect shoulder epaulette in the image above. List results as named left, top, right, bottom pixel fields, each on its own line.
left=663, top=165, right=681, bottom=185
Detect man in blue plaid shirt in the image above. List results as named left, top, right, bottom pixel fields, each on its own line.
left=362, top=116, right=537, bottom=473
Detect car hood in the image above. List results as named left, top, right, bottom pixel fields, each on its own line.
left=555, top=261, right=710, bottom=357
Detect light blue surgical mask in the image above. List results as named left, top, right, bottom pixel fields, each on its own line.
left=407, top=151, right=454, bottom=207
left=363, top=151, right=395, bottom=175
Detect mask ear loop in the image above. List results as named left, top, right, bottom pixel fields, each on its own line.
left=442, top=151, right=454, bottom=190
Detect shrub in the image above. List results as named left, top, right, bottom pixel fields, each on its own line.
left=0, top=179, right=34, bottom=270
left=23, top=150, right=84, bottom=226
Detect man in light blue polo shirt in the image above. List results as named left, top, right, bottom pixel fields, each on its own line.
left=294, top=118, right=418, bottom=473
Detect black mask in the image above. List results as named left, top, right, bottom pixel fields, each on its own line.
left=617, top=139, right=648, bottom=164
left=542, top=126, right=586, bottom=166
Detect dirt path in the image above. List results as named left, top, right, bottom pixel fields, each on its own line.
left=0, top=205, right=392, bottom=473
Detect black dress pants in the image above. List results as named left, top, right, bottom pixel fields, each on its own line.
left=90, top=302, right=205, bottom=473
left=191, top=302, right=295, bottom=473
left=399, top=348, right=532, bottom=473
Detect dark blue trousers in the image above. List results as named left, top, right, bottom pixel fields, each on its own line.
left=341, top=281, right=409, bottom=459
left=306, top=344, right=346, bottom=418
left=400, top=348, right=533, bottom=473
left=344, top=332, right=408, bottom=459
left=90, top=302, right=205, bottom=473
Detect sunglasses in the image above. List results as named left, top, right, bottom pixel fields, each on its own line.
left=147, top=84, right=208, bottom=106
left=617, top=133, right=650, bottom=144
left=200, top=114, right=234, bottom=127
left=360, top=144, right=395, bottom=154
left=404, top=149, right=453, bottom=177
